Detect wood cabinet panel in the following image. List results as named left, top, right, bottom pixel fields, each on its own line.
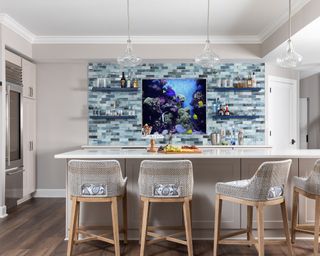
left=126, top=158, right=241, bottom=230
left=190, top=159, right=241, bottom=230
left=298, top=158, right=319, bottom=224
left=240, top=158, right=298, bottom=229
left=23, top=98, right=36, bottom=196
left=22, top=59, right=36, bottom=99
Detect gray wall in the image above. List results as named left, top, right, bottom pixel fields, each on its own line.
left=37, top=63, right=87, bottom=189
left=300, top=73, right=320, bottom=149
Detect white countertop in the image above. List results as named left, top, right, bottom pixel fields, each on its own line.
left=55, top=148, right=320, bottom=159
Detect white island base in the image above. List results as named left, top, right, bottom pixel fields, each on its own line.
left=55, top=148, right=320, bottom=240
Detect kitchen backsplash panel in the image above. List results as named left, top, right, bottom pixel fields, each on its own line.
left=88, top=63, right=265, bottom=145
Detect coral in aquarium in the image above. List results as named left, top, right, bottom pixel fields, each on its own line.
left=142, top=79, right=206, bottom=135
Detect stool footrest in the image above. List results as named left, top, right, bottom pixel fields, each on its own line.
left=77, top=229, right=115, bottom=245
left=219, top=229, right=248, bottom=240
left=146, top=231, right=187, bottom=246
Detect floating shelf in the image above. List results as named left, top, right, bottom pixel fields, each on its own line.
left=212, top=115, right=261, bottom=120
left=211, top=87, right=263, bottom=92
left=92, top=87, right=139, bottom=92
left=90, top=115, right=136, bottom=120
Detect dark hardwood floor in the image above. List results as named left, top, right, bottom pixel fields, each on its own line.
left=0, top=198, right=315, bottom=255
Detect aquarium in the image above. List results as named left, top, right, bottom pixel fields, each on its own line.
left=142, top=79, right=206, bottom=135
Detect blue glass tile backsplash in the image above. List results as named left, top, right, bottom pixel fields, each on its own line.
left=88, top=62, right=265, bottom=145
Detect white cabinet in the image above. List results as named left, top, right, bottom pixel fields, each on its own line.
left=22, top=94, right=36, bottom=196
left=5, top=49, right=21, bottom=66
left=22, top=59, right=36, bottom=99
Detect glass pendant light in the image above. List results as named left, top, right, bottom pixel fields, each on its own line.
left=195, top=0, right=220, bottom=68
left=276, top=0, right=303, bottom=68
left=117, top=0, right=142, bottom=67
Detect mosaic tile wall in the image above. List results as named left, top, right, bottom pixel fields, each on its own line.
left=88, top=63, right=265, bottom=145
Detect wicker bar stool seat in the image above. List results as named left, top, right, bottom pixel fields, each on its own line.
left=138, top=160, right=194, bottom=256
left=67, top=160, right=127, bottom=256
left=292, top=159, right=320, bottom=255
left=213, top=159, right=293, bottom=256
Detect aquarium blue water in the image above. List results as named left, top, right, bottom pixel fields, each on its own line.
left=142, top=79, right=206, bottom=135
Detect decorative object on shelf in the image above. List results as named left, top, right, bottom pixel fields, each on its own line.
left=117, top=0, right=142, bottom=67
left=210, top=132, right=221, bottom=145
left=276, top=0, right=303, bottom=68
left=238, top=129, right=244, bottom=145
left=194, top=0, right=220, bottom=68
left=120, top=72, right=126, bottom=88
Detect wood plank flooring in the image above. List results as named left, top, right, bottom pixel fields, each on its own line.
left=0, top=198, right=316, bottom=255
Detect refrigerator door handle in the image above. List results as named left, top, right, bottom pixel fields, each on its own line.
left=6, top=85, right=10, bottom=166
left=6, top=168, right=25, bottom=176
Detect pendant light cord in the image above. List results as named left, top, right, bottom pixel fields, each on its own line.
left=206, top=0, right=210, bottom=42
left=289, top=0, right=292, bottom=40
left=127, top=0, right=131, bottom=41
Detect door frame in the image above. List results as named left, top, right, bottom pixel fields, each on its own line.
left=266, top=75, right=299, bottom=149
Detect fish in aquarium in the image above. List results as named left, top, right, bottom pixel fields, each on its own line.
left=142, top=79, right=206, bottom=135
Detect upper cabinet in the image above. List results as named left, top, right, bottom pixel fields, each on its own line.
left=22, top=59, right=37, bottom=99
left=5, top=49, right=22, bottom=67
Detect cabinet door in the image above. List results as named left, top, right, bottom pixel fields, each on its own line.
left=23, top=98, right=36, bottom=196
left=240, top=158, right=298, bottom=229
left=298, top=158, right=319, bottom=224
left=22, top=59, right=36, bottom=99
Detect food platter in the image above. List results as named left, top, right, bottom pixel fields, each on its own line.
left=157, top=145, right=202, bottom=154
left=158, top=148, right=202, bottom=154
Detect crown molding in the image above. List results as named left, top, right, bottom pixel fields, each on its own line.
left=258, top=0, right=312, bottom=42
left=0, top=13, right=35, bottom=43
left=33, top=35, right=261, bottom=44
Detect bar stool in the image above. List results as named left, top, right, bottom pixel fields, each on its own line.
left=213, top=159, right=293, bottom=256
left=67, top=160, right=127, bottom=256
left=138, top=160, right=194, bottom=256
left=292, top=159, right=320, bottom=255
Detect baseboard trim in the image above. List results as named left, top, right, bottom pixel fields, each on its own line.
left=34, top=189, right=66, bottom=198
left=0, top=205, right=8, bottom=218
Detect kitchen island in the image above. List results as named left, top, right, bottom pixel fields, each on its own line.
left=55, top=148, right=320, bottom=240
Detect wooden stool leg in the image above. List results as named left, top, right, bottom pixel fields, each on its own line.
left=291, top=188, right=299, bottom=244
left=213, top=195, right=222, bottom=256
left=183, top=198, right=193, bottom=256
left=314, top=197, right=320, bottom=255
left=122, top=192, right=128, bottom=244
left=67, top=197, right=78, bottom=256
left=111, top=197, right=121, bottom=256
left=256, top=203, right=265, bottom=256
left=75, top=201, right=80, bottom=242
left=280, top=200, right=293, bottom=256
left=140, top=199, right=150, bottom=256
left=247, top=205, right=253, bottom=243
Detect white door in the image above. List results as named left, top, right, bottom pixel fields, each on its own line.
left=268, top=76, right=298, bottom=150
left=299, top=98, right=309, bottom=149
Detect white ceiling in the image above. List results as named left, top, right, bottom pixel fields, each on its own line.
left=264, top=16, right=320, bottom=79
left=0, top=0, right=311, bottom=42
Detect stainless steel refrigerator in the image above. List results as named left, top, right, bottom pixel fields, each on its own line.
left=3, top=61, right=24, bottom=210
